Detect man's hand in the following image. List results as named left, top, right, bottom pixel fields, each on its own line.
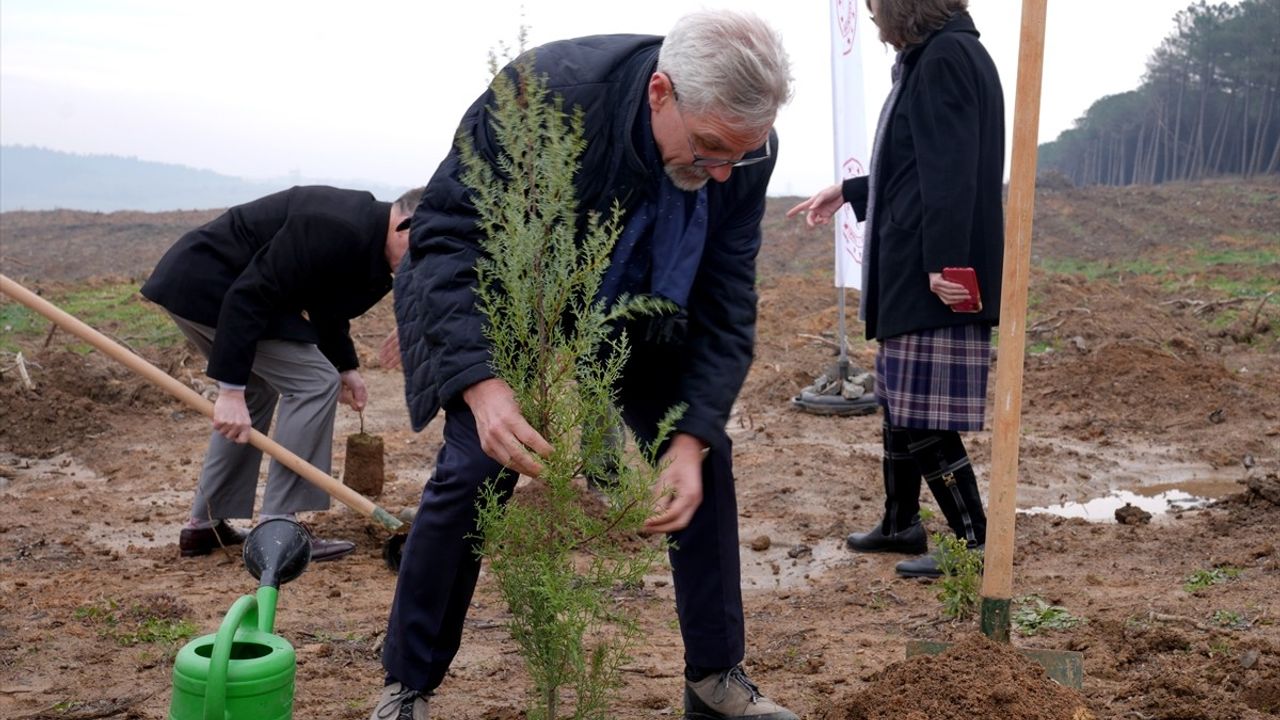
left=785, top=183, right=845, bottom=228
left=339, top=370, right=369, bottom=411
left=212, top=389, right=252, bottom=444
left=644, top=433, right=707, bottom=534
left=379, top=328, right=401, bottom=369
left=463, top=378, right=553, bottom=479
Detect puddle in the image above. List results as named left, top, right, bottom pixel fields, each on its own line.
left=739, top=538, right=851, bottom=590
left=1024, top=478, right=1243, bottom=522
left=2, top=451, right=187, bottom=551
left=636, top=539, right=854, bottom=592
left=0, top=452, right=102, bottom=489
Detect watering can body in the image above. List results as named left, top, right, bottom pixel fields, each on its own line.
left=169, top=590, right=296, bottom=720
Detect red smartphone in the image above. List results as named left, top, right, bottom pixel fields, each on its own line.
left=942, top=267, right=982, bottom=313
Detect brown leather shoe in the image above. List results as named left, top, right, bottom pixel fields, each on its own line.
left=179, top=520, right=248, bottom=557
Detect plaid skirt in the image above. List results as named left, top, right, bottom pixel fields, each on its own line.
left=875, top=324, right=992, bottom=431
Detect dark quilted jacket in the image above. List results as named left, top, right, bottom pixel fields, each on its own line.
left=394, top=34, right=777, bottom=445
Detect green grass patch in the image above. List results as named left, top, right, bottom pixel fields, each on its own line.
left=1028, top=339, right=1058, bottom=355
left=1208, top=639, right=1235, bottom=658
left=1037, top=256, right=1169, bottom=281
left=74, top=596, right=197, bottom=649
left=118, top=617, right=200, bottom=647
left=1037, top=240, right=1277, bottom=293
left=1212, top=609, right=1247, bottom=629
left=0, top=302, right=45, bottom=340
left=1202, top=275, right=1278, bottom=297
left=1026, top=287, right=1048, bottom=312
left=0, top=281, right=178, bottom=353
left=1183, top=566, right=1242, bottom=593
left=1208, top=309, right=1243, bottom=329
left=1036, top=257, right=1110, bottom=280
left=1195, top=246, right=1280, bottom=267
left=1012, top=595, right=1084, bottom=636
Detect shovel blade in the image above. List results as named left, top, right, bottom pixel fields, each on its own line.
left=906, top=639, right=1084, bottom=689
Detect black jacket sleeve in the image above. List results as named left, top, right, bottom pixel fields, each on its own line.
left=313, top=316, right=358, bottom=373
left=841, top=175, right=869, bottom=221
left=207, top=215, right=356, bottom=384
left=910, top=46, right=982, bottom=272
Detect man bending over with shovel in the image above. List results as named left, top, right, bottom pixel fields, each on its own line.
left=142, top=185, right=423, bottom=561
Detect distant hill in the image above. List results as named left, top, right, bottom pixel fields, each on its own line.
left=0, top=145, right=404, bottom=212
left=3, top=179, right=1277, bottom=284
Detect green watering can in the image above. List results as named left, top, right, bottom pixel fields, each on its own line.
left=169, top=519, right=312, bottom=720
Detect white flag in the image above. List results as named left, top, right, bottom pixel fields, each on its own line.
left=831, top=0, right=870, bottom=289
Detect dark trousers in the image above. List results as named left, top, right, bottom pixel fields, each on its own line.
left=383, top=377, right=745, bottom=692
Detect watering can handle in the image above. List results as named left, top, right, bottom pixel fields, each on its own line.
left=203, top=594, right=261, bottom=720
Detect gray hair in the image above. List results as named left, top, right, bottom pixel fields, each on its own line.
left=394, top=186, right=425, bottom=215
left=657, top=10, right=793, bottom=133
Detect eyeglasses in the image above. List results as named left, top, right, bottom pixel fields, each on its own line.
left=669, top=78, right=772, bottom=169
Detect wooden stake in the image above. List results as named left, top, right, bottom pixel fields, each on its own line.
left=980, top=0, right=1049, bottom=642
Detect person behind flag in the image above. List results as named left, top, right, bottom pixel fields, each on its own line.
left=787, top=0, right=1005, bottom=578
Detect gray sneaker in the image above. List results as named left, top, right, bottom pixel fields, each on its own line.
left=684, top=666, right=797, bottom=719
left=370, top=682, right=429, bottom=720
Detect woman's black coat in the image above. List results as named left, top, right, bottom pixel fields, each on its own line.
left=843, top=12, right=1005, bottom=341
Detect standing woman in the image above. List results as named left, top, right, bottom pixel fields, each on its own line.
left=788, top=0, right=1004, bottom=577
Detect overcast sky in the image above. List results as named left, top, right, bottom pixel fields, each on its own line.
left=1, top=0, right=1204, bottom=198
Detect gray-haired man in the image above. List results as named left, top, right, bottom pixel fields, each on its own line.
left=374, top=11, right=796, bottom=719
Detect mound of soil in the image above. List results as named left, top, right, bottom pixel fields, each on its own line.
left=821, top=634, right=1093, bottom=720
left=0, top=348, right=175, bottom=457
left=0, top=381, right=107, bottom=457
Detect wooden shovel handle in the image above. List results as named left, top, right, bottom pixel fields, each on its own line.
left=0, top=274, right=404, bottom=534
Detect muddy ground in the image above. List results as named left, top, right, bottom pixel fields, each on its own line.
left=1, top=179, right=1278, bottom=719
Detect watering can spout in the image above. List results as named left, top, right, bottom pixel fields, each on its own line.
left=243, top=519, right=312, bottom=590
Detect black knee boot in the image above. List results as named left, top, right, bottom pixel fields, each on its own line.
left=895, top=430, right=986, bottom=578
left=846, top=422, right=926, bottom=554
left=906, top=430, right=987, bottom=546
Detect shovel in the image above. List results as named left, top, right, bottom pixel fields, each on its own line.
left=0, top=274, right=408, bottom=556
left=903, top=0, right=1084, bottom=689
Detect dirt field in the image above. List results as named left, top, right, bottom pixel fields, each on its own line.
left=2, top=179, right=1278, bottom=719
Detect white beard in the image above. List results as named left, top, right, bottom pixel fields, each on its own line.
left=664, top=164, right=711, bottom=192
